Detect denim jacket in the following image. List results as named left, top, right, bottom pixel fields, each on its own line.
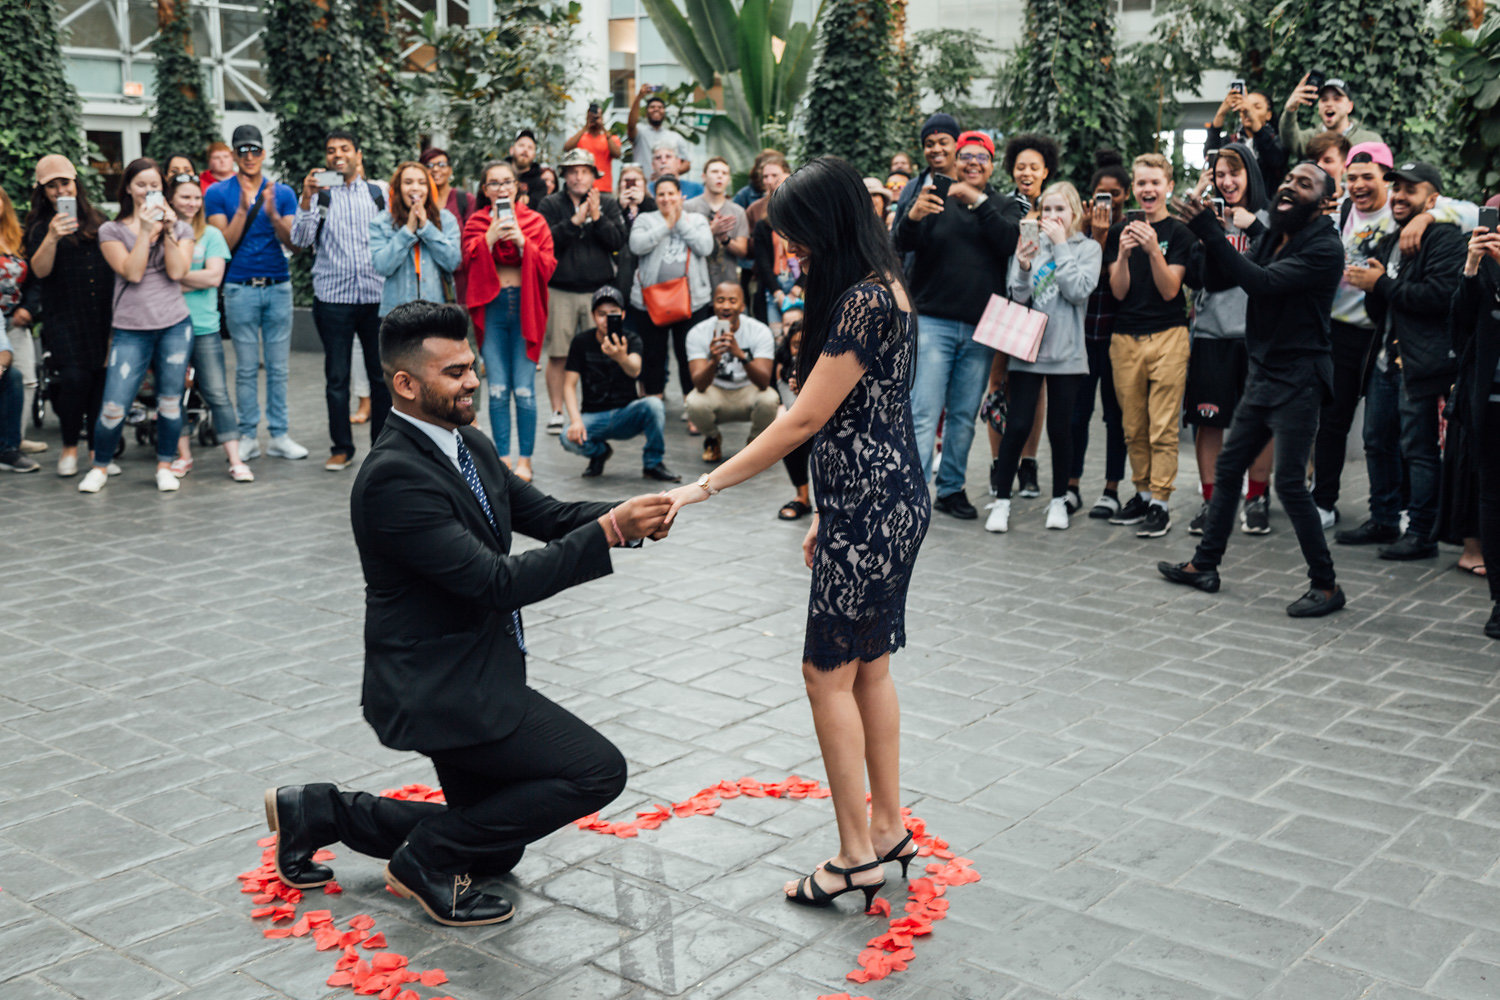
left=369, top=209, right=462, bottom=316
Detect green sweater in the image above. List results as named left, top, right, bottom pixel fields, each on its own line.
left=1278, top=108, right=1384, bottom=160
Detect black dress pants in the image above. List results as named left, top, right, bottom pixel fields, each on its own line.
left=1312, top=320, right=1374, bottom=510
left=1479, top=402, right=1500, bottom=603
left=312, top=299, right=387, bottom=459
left=52, top=363, right=107, bottom=448
left=304, top=687, right=626, bottom=875
left=1192, top=385, right=1336, bottom=591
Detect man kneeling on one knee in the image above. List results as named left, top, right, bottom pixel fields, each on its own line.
left=685, top=282, right=778, bottom=463
left=561, top=286, right=681, bottom=482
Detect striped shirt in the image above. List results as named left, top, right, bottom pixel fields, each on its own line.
left=290, top=179, right=386, bottom=304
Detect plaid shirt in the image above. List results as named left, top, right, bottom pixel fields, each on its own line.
left=1084, top=268, right=1117, bottom=342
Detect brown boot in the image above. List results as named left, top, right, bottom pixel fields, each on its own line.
left=701, top=436, right=721, bottom=463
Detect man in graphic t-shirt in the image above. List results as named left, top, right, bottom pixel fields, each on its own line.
left=1104, top=152, right=1195, bottom=539
left=683, top=283, right=778, bottom=464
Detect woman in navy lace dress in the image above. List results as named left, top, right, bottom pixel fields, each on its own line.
left=665, top=157, right=930, bottom=910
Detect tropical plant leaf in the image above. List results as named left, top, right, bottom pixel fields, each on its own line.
left=706, top=113, right=760, bottom=166
left=736, top=0, right=775, bottom=122
left=639, top=0, right=716, bottom=87
left=773, top=21, right=813, bottom=111
left=768, top=0, right=793, bottom=40
left=684, top=0, right=739, bottom=74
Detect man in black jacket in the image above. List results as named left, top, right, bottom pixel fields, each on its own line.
left=1158, top=162, right=1348, bottom=617
left=1340, top=162, right=1465, bottom=560
left=262, top=302, right=671, bottom=927
left=538, top=149, right=628, bottom=432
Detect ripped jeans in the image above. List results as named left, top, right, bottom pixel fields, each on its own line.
left=90, top=320, right=193, bottom=467
left=480, top=288, right=536, bottom=458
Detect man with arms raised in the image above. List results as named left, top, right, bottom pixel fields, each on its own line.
left=261, top=301, right=670, bottom=927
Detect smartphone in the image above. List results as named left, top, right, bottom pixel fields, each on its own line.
left=1229, top=79, right=1246, bottom=95
left=1206, top=150, right=1219, bottom=169
left=1093, top=192, right=1113, bottom=212
left=1305, top=69, right=1326, bottom=92
left=314, top=169, right=342, bottom=188
left=587, top=102, right=601, bottom=115
left=606, top=313, right=623, bottom=338
left=928, top=174, right=953, bottom=200
left=144, top=191, right=165, bottom=208
left=495, top=197, right=515, bottom=225
left=1480, top=206, right=1499, bottom=232
left=1126, top=209, right=1145, bottom=224
left=1211, top=197, right=1226, bottom=220
left=1019, top=219, right=1039, bottom=245
left=646, top=84, right=663, bottom=94
left=714, top=318, right=731, bottom=337
left=56, top=196, right=77, bottom=221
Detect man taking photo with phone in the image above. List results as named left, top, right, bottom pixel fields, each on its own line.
left=1205, top=84, right=1286, bottom=196
left=683, top=282, right=778, bottom=464
left=627, top=87, right=692, bottom=176
left=1279, top=75, right=1384, bottom=161
left=563, top=102, right=622, bottom=193
left=560, top=286, right=679, bottom=482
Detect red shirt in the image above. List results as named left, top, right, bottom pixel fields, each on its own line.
left=576, top=131, right=614, bottom=192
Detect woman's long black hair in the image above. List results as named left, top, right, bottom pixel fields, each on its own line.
left=766, top=156, right=908, bottom=385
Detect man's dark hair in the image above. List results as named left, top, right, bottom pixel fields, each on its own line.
left=1304, top=131, right=1350, bottom=166
left=1003, top=133, right=1061, bottom=178
left=379, top=300, right=468, bottom=379
left=1299, top=160, right=1338, bottom=199
left=326, top=128, right=360, bottom=150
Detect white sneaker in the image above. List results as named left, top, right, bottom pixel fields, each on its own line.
left=78, top=467, right=108, bottom=493
left=547, top=411, right=566, bottom=434
left=984, top=499, right=1011, bottom=533
left=155, top=468, right=180, bottom=492
left=57, top=452, right=78, bottom=477
left=240, top=438, right=260, bottom=460
left=1045, top=497, right=1070, bottom=530
left=1317, top=506, right=1336, bottom=531
left=267, top=436, right=308, bottom=459
left=105, top=462, right=122, bottom=475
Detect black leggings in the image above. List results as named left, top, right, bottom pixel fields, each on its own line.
left=52, top=363, right=107, bottom=448
left=1480, top=402, right=1500, bottom=603
left=634, top=304, right=712, bottom=398
left=995, top=371, right=1082, bottom=499
left=783, top=437, right=811, bottom=489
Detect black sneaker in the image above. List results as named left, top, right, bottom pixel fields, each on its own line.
left=1187, top=501, right=1208, bottom=535
left=1486, top=603, right=1500, bottom=640
left=1017, top=458, right=1041, bottom=498
left=1064, top=487, right=1082, bottom=515
left=0, top=449, right=40, bottom=473
left=934, top=490, right=979, bottom=520
left=1335, top=518, right=1400, bottom=545
left=1110, top=494, right=1150, bottom=525
left=1287, top=586, right=1347, bottom=618
left=1136, top=504, right=1171, bottom=538
left=1089, top=492, right=1121, bottom=520
left=1241, top=495, right=1271, bottom=535
left=988, top=458, right=1004, bottom=497
left=1378, top=533, right=1438, bottom=561
left=582, top=443, right=613, bottom=477
left=642, top=463, right=681, bottom=483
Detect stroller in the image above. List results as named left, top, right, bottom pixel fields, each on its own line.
left=130, top=365, right=217, bottom=451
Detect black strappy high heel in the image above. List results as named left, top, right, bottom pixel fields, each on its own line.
left=785, top=859, right=886, bottom=910
left=878, top=830, right=920, bottom=879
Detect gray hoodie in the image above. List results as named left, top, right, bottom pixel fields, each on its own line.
left=1005, top=230, right=1102, bottom=375
left=1188, top=140, right=1269, bottom=341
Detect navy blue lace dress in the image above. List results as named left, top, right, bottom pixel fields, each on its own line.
left=804, top=281, right=930, bottom=670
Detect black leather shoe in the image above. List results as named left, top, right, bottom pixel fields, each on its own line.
left=1157, top=561, right=1221, bottom=593
left=642, top=463, right=681, bottom=483
left=1378, top=533, right=1438, bottom=561
left=582, top=443, right=613, bottom=478
left=1486, top=604, right=1500, bottom=640
left=934, top=490, right=978, bottom=520
left=263, top=786, right=334, bottom=888
left=1335, top=518, right=1400, bottom=545
left=1287, top=586, right=1347, bottom=618
left=385, top=843, right=515, bottom=927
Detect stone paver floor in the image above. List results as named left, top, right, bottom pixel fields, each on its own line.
left=3, top=345, right=1499, bottom=1000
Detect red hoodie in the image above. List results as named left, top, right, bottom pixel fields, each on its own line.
left=462, top=203, right=556, bottom=363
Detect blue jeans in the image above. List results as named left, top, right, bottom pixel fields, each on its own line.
left=559, top=397, right=665, bottom=469
left=224, top=281, right=293, bottom=439
left=91, top=320, right=193, bottom=466
left=911, top=314, right=995, bottom=496
left=313, top=299, right=386, bottom=458
left=0, top=364, right=21, bottom=451
left=1363, top=362, right=1439, bottom=536
left=188, top=333, right=239, bottom=443
left=481, top=288, right=536, bottom=458
left=1070, top=336, right=1126, bottom=484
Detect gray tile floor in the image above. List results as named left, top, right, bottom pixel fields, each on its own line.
left=2, top=344, right=1498, bottom=1000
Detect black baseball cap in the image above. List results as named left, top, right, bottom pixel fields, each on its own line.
left=1384, top=160, right=1443, bottom=194
left=591, top=285, right=625, bottom=312
left=231, top=124, right=263, bottom=150
left=515, top=128, right=536, bottom=143
left=1319, top=78, right=1353, bottom=102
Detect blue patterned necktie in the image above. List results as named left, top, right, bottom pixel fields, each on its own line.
left=455, top=436, right=527, bottom=653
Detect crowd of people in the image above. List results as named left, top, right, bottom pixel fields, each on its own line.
left=2, top=73, right=1498, bottom=637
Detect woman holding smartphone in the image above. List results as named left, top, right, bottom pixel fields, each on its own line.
left=168, top=176, right=251, bottom=481
left=80, top=157, right=195, bottom=493
left=23, top=155, right=114, bottom=477
left=462, top=160, right=556, bottom=480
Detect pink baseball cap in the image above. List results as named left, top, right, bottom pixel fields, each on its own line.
left=1346, top=142, right=1393, bottom=169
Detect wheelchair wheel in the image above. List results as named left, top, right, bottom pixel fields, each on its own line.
left=31, top=388, right=46, bottom=428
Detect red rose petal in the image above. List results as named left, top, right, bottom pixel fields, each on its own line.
left=311, top=849, right=337, bottom=861
left=865, top=897, right=891, bottom=917
left=419, top=969, right=449, bottom=986
left=313, top=927, right=342, bottom=951
left=263, top=926, right=293, bottom=938
left=371, top=952, right=408, bottom=970
left=361, top=932, right=388, bottom=949
left=257, top=835, right=277, bottom=847
left=327, top=971, right=354, bottom=987
left=349, top=914, right=376, bottom=930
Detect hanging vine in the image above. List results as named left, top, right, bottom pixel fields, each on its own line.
left=147, top=0, right=219, bottom=166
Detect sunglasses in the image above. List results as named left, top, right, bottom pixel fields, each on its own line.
left=172, top=173, right=195, bottom=186
left=427, top=161, right=450, bottom=169
left=235, top=145, right=264, bottom=156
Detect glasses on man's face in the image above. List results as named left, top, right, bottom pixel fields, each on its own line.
left=235, top=146, right=263, bottom=157
left=428, top=161, right=450, bottom=170
left=957, top=152, right=992, bottom=165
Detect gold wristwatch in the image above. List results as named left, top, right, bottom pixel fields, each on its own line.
left=694, top=473, right=719, bottom=497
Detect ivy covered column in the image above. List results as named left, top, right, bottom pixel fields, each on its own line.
left=0, top=0, right=86, bottom=198
left=147, top=0, right=219, bottom=164
left=801, top=0, right=898, bottom=177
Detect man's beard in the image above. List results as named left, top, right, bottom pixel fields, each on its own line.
left=418, top=381, right=474, bottom=427
left=1268, top=196, right=1318, bottom=235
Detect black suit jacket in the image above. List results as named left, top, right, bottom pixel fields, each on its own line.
left=1364, top=222, right=1466, bottom=396
left=1451, top=258, right=1500, bottom=444
left=351, top=414, right=614, bottom=752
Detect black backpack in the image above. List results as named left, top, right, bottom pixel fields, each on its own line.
left=314, top=181, right=386, bottom=247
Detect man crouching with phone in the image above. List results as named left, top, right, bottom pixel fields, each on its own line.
left=560, top=286, right=681, bottom=481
